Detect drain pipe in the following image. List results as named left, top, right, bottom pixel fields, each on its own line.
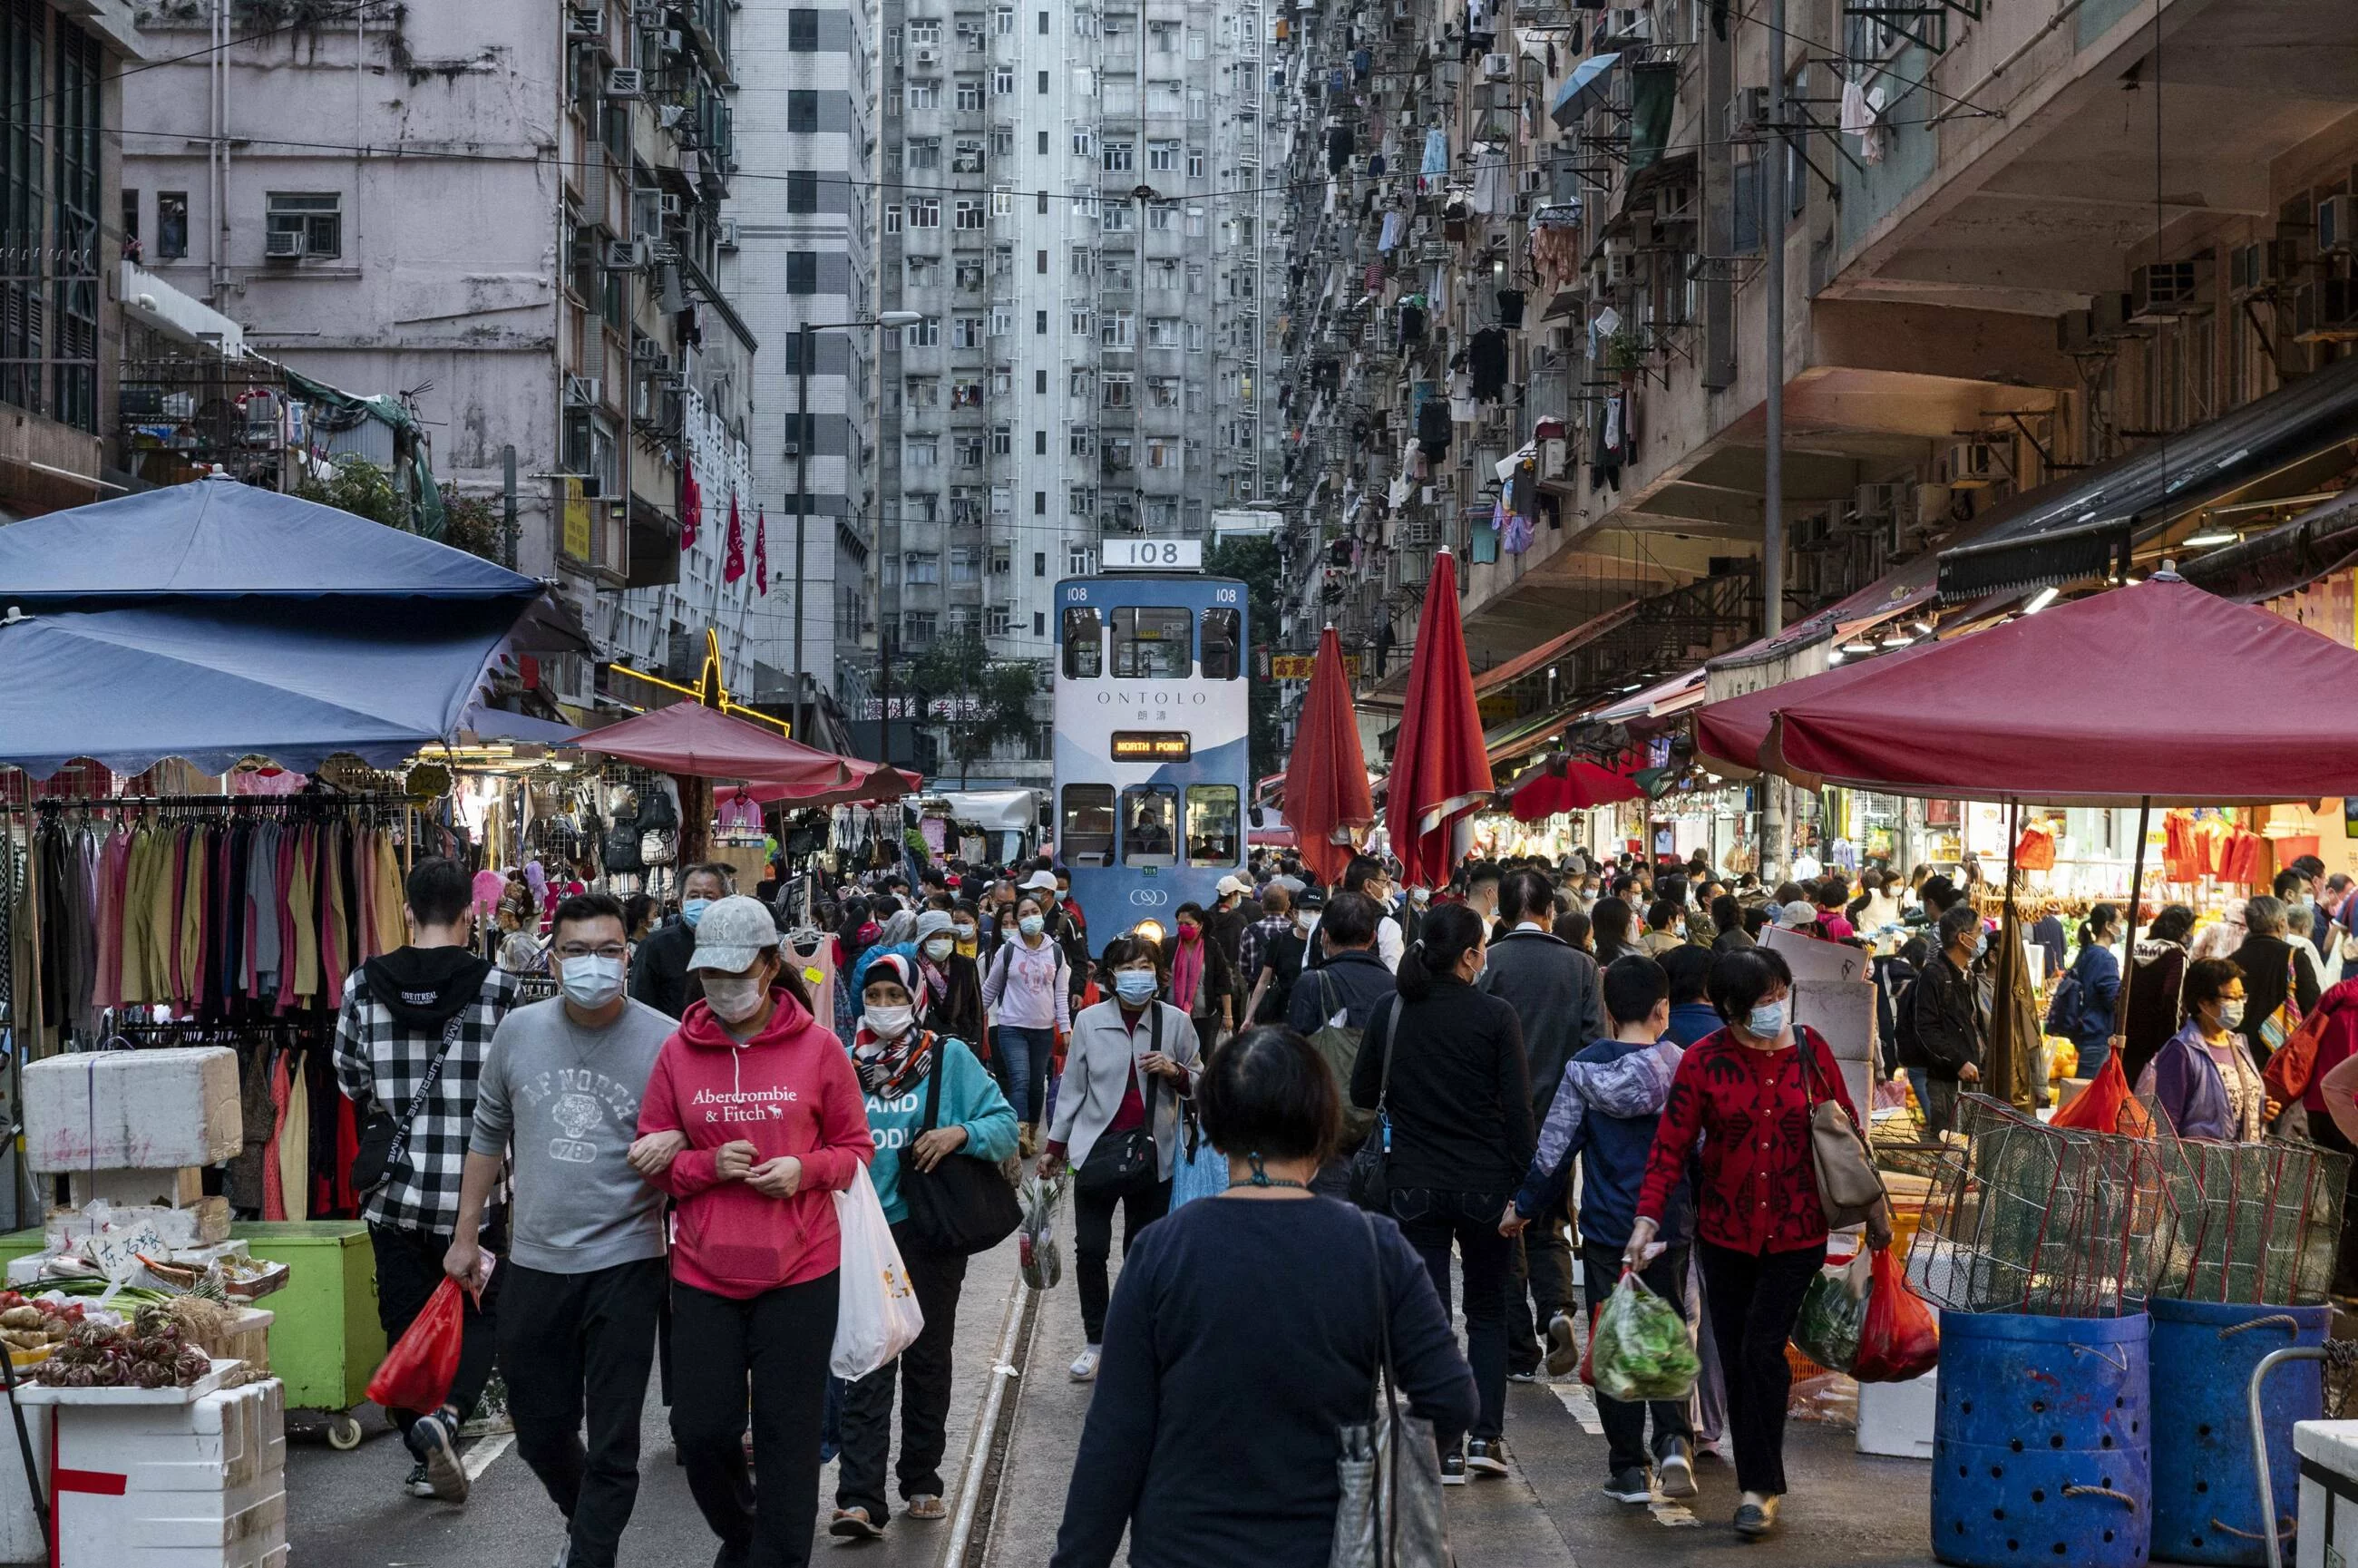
left=1927, top=0, right=2092, bottom=128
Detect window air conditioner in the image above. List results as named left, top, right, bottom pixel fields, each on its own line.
left=2318, top=193, right=2356, bottom=255
left=2128, top=260, right=2201, bottom=323
left=717, top=218, right=740, bottom=249
left=1481, top=52, right=1511, bottom=80
left=659, top=193, right=684, bottom=219
left=605, top=67, right=644, bottom=98
left=264, top=229, right=306, bottom=259
left=914, top=45, right=939, bottom=65
left=605, top=239, right=645, bottom=270
left=565, top=6, right=601, bottom=39
left=1945, top=440, right=2003, bottom=489
left=1600, top=7, right=1651, bottom=43
left=2229, top=239, right=2291, bottom=296
left=1852, top=482, right=1906, bottom=522
left=565, top=375, right=601, bottom=406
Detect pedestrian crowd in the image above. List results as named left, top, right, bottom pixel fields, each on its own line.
left=336, top=833, right=2342, bottom=1565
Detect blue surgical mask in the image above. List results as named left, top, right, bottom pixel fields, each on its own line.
left=1115, top=969, right=1158, bottom=1005
left=1019, top=914, right=1046, bottom=938
left=1746, top=999, right=1788, bottom=1039
left=682, top=898, right=712, bottom=929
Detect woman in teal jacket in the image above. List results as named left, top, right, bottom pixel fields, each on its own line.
left=830, top=953, right=1018, bottom=1540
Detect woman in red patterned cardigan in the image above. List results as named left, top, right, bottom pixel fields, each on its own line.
left=1624, top=946, right=1890, bottom=1541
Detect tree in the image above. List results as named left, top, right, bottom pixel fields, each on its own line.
left=905, top=633, right=1043, bottom=787
left=291, top=454, right=406, bottom=530
left=1204, top=534, right=1285, bottom=784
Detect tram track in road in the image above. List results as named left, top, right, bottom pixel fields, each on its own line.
left=943, top=1267, right=1045, bottom=1568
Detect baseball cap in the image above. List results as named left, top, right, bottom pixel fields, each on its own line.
left=1775, top=900, right=1818, bottom=929
left=1020, top=869, right=1059, bottom=892
left=687, top=895, right=782, bottom=972
left=1215, top=874, right=1250, bottom=898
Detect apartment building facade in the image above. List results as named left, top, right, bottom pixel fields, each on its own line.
left=868, top=0, right=1283, bottom=782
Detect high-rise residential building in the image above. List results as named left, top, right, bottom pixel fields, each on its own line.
left=868, top=0, right=1282, bottom=784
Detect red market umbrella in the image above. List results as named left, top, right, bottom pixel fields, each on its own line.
left=1506, top=755, right=1642, bottom=822
left=1696, top=572, right=2358, bottom=805
left=1281, top=625, right=1375, bottom=884
left=575, top=702, right=858, bottom=791
left=1692, top=638, right=1944, bottom=778
left=1386, top=550, right=1496, bottom=887
left=743, top=765, right=923, bottom=808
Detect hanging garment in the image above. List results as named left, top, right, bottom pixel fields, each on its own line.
left=1417, top=396, right=1454, bottom=458
left=1379, top=209, right=1407, bottom=252
left=1467, top=327, right=1510, bottom=401
left=264, top=1052, right=291, bottom=1222
left=1861, top=87, right=1889, bottom=164
left=277, top=1049, right=309, bottom=1223
left=1327, top=125, right=1355, bottom=174
left=1496, top=287, right=1525, bottom=326
left=1469, top=145, right=1512, bottom=216
left=1422, top=127, right=1448, bottom=177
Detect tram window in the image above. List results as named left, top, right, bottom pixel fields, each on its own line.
left=1061, top=606, right=1102, bottom=678
left=1200, top=609, right=1240, bottom=679
left=1120, top=785, right=1178, bottom=864
left=1109, top=607, right=1192, bottom=679
left=1061, top=784, right=1116, bottom=865
left=1184, top=785, right=1240, bottom=867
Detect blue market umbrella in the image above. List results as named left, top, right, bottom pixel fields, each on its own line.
left=1551, top=53, right=1621, bottom=128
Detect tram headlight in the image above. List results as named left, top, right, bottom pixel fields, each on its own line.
left=1132, top=919, right=1165, bottom=946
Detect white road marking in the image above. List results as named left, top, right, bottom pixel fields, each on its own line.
left=461, top=1433, right=513, bottom=1481
left=1549, top=1382, right=1603, bottom=1436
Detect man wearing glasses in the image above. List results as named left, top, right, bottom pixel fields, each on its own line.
left=445, top=892, right=680, bottom=1568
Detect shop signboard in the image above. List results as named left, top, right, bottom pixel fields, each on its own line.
left=562, top=477, right=593, bottom=561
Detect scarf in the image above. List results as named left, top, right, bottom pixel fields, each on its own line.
left=852, top=1024, right=937, bottom=1099
left=1172, top=927, right=1205, bottom=1013
left=917, top=952, right=950, bottom=1008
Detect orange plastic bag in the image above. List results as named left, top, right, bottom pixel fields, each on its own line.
left=2051, top=1055, right=2151, bottom=1136
left=1852, top=1248, right=1938, bottom=1383
left=366, top=1276, right=467, bottom=1415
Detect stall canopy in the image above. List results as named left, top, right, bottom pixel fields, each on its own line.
left=1387, top=550, right=1495, bottom=887
left=579, top=701, right=914, bottom=801
left=1505, top=756, right=1642, bottom=822
left=1281, top=626, right=1376, bottom=884
left=1693, top=572, right=2358, bottom=805
left=742, top=768, right=922, bottom=809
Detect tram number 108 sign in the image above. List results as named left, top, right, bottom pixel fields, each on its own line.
left=1100, top=539, right=1203, bottom=572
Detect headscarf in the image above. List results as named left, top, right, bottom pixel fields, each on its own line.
left=1172, top=921, right=1205, bottom=1012
left=852, top=952, right=937, bottom=1096
left=913, top=910, right=955, bottom=1008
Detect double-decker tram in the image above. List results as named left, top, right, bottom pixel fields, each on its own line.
left=1051, top=539, right=1248, bottom=955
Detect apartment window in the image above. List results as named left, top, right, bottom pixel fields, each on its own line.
left=957, top=17, right=986, bottom=51
left=1185, top=321, right=1204, bottom=351
left=1068, top=490, right=1096, bottom=519
left=910, top=197, right=941, bottom=228
left=906, top=139, right=941, bottom=172
left=1070, top=126, right=1093, bottom=158
left=904, top=612, right=939, bottom=648
left=1147, top=140, right=1177, bottom=172
left=788, top=90, right=819, bottom=131
left=1186, top=26, right=1206, bottom=59
left=954, top=257, right=984, bottom=290
left=786, top=170, right=820, bottom=212
left=992, top=126, right=1016, bottom=160
left=1034, top=550, right=1047, bottom=576
left=1036, top=309, right=1048, bottom=335
left=905, top=441, right=940, bottom=468
left=266, top=192, right=343, bottom=258
left=955, top=198, right=987, bottom=229
left=1038, top=8, right=1048, bottom=32
left=1185, top=208, right=1207, bottom=237
left=905, top=316, right=941, bottom=346
left=951, top=78, right=980, bottom=111
left=787, top=8, right=818, bottom=49
left=950, top=546, right=980, bottom=583
left=908, top=20, right=940, bottom=44
left=1148, top=202, right=1175, bottom=231
left=1069, top=247, right=1095, bottom=278
left=984, top=605, right=1012, bottom=638
left=1102, top=256, right=1134, bottom=290
left=998, top=3, right=1015, bottom=31
left=952, top=315, right=985, bottom=347
left=1034, top=494, right=1047, bottom=518
left=905, top=550, right=942, bottom=584
left=1035, top=367, right=1047, bottom=393
left=907, top=80, right=939, bottom=108
left=1034, top=612, right=1047, bottom=636
left=993, top=424, right=1013, bottom=455
left=1071, top=66, right=1093, bottom=96
left=1069, top=427, right=1095, bottom=455
left=1070, top=187, right=1097, bottom=219
left=1146, top=317, right=1178, bottom=347
left=1102, top=140, right=1134, bottom=173
left=1186, top=88, right=1207, bottom=121
left=1146, top=438, right=1174, bottom=469
left=906, top=255, right=936, bottom=287
left=1148, top=375, right=1180, bottom=407
left=1147, top=259, right=1178, bottom=291
left=994, top=65, right=1015, bottom=95
left=1038, top=69, right=1049, bottom=93
left=1034, top=429, right=1047, bottom=453
left=1101, top=202, right=1132, bottom=233
left=1068, top=367, right=1092, bottom=398
left=782, top=251, right=815, bottom=295
left=990, top=306, right=1014, bottom=336
left=1186, top=148, right=1205, bottom=178
left=905, top=376, right=940, bottom=408
left=1068, top=307, right=1093, bottom=336
left=885, top=205, right=903, bottom=233
left=156, top=192, right=190, bottom=259
left=1149, top=20, right=1179, bottom=51
left=1101, top=372, right=1134, bottom=408
left=1038, top=190, right=1049, bottom=214
left=1099, top=310, right=1134, bottom=347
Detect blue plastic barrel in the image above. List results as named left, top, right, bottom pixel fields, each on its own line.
left=2147, top=1297, right=2329, bottom=1565
left=1930, top=1310, right=2149, bottom=1568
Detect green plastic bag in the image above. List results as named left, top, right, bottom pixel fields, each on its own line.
left=1790, top=1251, right=1872, bottom=1374
left=1590, top=1272, right=1700, bottom=1404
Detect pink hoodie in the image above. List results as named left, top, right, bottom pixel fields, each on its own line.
left=638, top=988, right=873, bottom=1300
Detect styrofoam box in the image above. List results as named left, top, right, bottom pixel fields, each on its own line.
left=2295, top=1419, right=2358, bottom=1568
left=24, top=1048, right=242, bottom=1174
left=1857, top=1368, right=1937, bottom=1458
left=45, top=1198, right=232, bottom=1251
left=1793, top=979, right=1879, bottom=1064
left=42, top=1378, right=286, bottom=1567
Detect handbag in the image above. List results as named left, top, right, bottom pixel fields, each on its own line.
left=898, top=1040, right=1026, bottom=1255
left=1347, top=998, right=1403, bottom=1213
left=2258, top=950, right=2304, bottom=1057
left=1073, top=1005, right=1164, bottom=1196
left=639, top=827, right=677, bottom=868
left=1798, top=1032, right=1886, bottom=1231
left=350, top=1010, right=465, bottom=1199
left=2263, top=1003, right=2334, bottom=1103
left=1330, top=1211, right=1452, bottom=1568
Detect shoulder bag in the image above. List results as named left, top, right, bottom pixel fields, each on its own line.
left=1330, top=1210, right=1452, bottom=1568
left=1347, top=998, right=1403, bottom=1213
left=1798, top=1031, right=1886, bottom=1231
left=1073, top=1005, right=1164, bottom=1196
left=350, top=1009, right=466, bottom=1199
left=898, top=1041, right=1026, bottom=1255
left=1310, top=969, right=1378, bottom=1147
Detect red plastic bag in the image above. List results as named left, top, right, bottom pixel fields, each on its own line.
left=2051, top=1055, right=2151, bottom=1137
left=366, top=1277, right=467, bottom=1414
left=1852, top=1247, right=1938, bottom=1383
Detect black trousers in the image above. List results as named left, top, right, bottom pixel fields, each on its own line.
left=670, top=1273, right=840, bottom=1568
left=1696, top=1238, right=1826, bottom=1498
left=1390, top=1187, right=1512, bottom=1450
left=496, top=1257, right=665, bottom=1568
left=1072, top=1174, right=1173, bottom=1343
left=1579, top=1242, right=1695, bottom=1475
left=1505, top=1202, right=1575, bottom=1374
left=836, top=1225, right=968, bottom=1524
left=370, top=1214, right=505, bottom=1435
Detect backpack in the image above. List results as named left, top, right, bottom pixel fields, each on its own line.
left=602, top=815, right=643, bottom=874
left=635, top=784, right=680, bottom=832
left=1260, top=928, right=1307, bottom=1023
left=1306, top=969, right=1377, bottom=1145
left=2044, top=949, right=2096, bottom=1039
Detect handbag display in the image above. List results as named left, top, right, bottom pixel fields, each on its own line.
left=1330, top=1211, right=1452, bottom=1568
left=898, top=1042, right=1025, bottom=1255
left=1799, top=1034, right=1886, bottom=1231
left=1347, top=998, right=1403, bottom=1213
left=1073, top=1004, right=1164, bottom=1196
left=638, top=827, right=677, bottom=868
left=351, top=1011, right=465, bottom=1199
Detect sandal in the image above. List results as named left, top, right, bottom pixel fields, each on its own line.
left=905, top=1495, right=947, bottom=1521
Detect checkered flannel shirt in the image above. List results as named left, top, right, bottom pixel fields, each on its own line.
left=1236, top=912, right=1292, bottom=984
left=332, top=963, right=521, bottom=1232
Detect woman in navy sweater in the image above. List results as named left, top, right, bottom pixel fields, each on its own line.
left=1049, top=1027, right=1476, bottom=1568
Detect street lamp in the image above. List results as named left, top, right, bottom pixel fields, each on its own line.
left=788, top=309, right=922, bottom=739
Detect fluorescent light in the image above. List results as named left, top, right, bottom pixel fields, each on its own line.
left=1840, top=639, right=1876, bottom=654
left=2025, top=586, right=2060, bottom=614
left=1881, top=634, right=1914, bottom=648
left=1912, top=620, right=1934, bottom=635
left=2182, top=532, right=2236, bottom=548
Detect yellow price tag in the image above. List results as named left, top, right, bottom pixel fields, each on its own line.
left=804, top=967, right=824, bottom=987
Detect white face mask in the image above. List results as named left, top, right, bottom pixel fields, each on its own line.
left=2217, top=998, right=2246, bottom=1030
left=923, top=937, right=954, bottom=961
left=703, top=974, right=767, bottom=1024
left=560, top=953, right=626, bottom=1009
left=862, top=1004, right=916, bottom=1040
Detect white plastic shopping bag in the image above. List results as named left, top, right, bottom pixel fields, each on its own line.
left=831, top=1162, right=925, bottom=1378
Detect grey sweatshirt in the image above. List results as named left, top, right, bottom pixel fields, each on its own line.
left=470, top=996, right=673, bottom=1272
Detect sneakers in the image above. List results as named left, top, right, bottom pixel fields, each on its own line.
left=403, top=1461, right=435, bottom=1499
left=406, top=1407, right=469, bottom=1504
left=1655, top=1437, right=1698, bottom=1499
left=1465, top=1437, right=1511, bottom=1478
left=828, top=1507, right=882, bottom=1540
left=1505, top=1366, right=1540, bottom=1384
left=1069, top=1345, right=1101, bottom=1382
left=1544, top=1311, right=1581, bottom=1379
left=1733, top=1494, right=1781, bottom=1538
left=1438, top=1448, right=1467, bottom=1485
left=1603, top=1466, right=1654, bottom=1504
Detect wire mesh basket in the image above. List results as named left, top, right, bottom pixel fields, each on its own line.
left=2145, top=1111, right=2348, bottom=1308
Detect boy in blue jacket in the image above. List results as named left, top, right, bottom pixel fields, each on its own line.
left=1501, top=954, right=1696, bottom=1504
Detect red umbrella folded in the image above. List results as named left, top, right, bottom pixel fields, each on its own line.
left=1386, top=550, right=1495, bottom=887
left=1281, top=626, right=1375, bottom=884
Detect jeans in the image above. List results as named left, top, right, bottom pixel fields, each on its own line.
left=2074, top=1033, right=2112, bottom=1084
left=369, top=1215, right=506, bottom=1436
left=836, top=1226, right=968, bottom=1524
left=1505, top=1205, right=1574, bottom=1375
left=1072, top=1174, right=1173, bottom=1343
left=997, top=1024, right=1057, bottom=1125
left=670, top=1273, right=840, bottom=1568
left=1916, top=1072, right=1960, bottom=1137
left=1697, top=1239, right=1826, bottom=1497
left=1389, top=1186, right=1512, bottom=1449
left=496, top=1258, right=665, bottom=1568
left=1579, top=1242, right=1694, bottom=1475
